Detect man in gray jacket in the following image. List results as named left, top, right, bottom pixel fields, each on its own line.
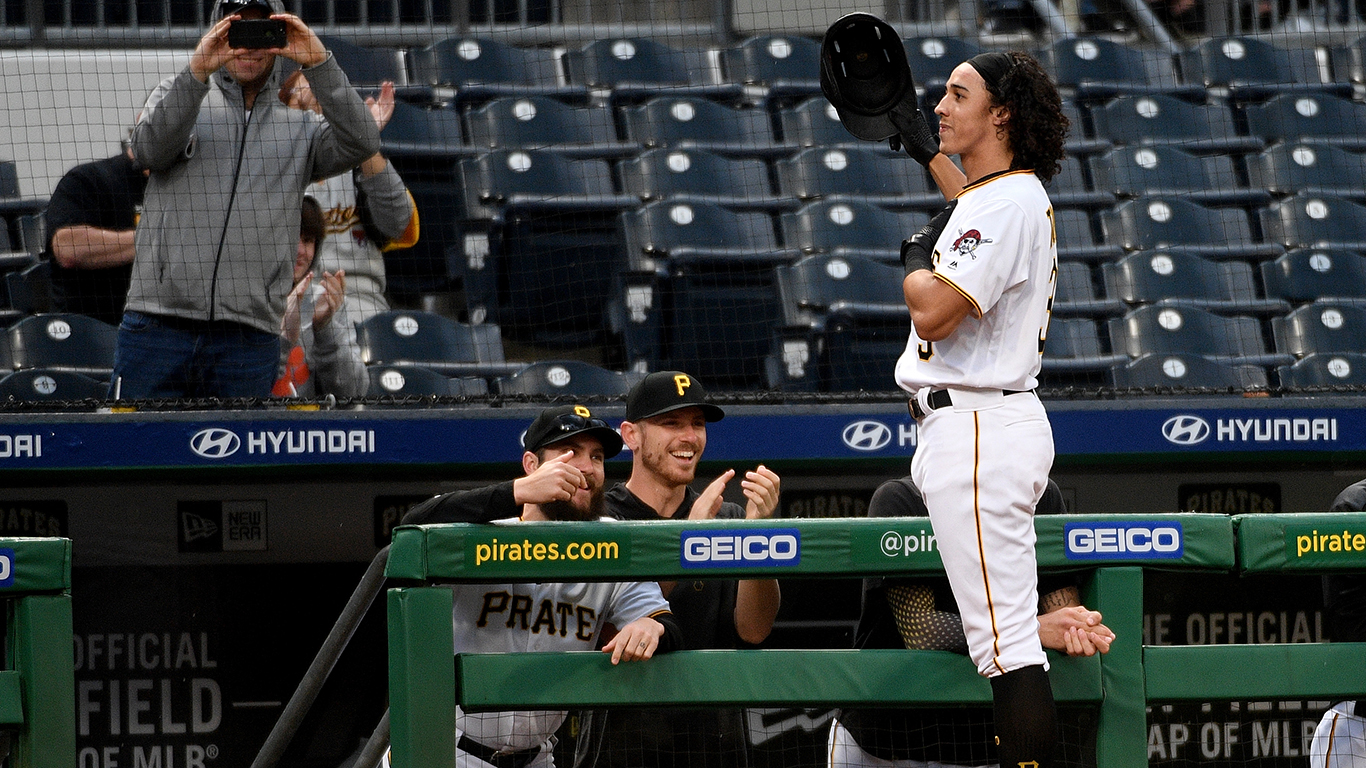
left=111, top=0, right=381, bottom=399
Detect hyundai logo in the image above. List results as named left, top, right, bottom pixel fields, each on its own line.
left=190, top=428, right=241, bottom=459
left=842, top=421, right=892, bottom=451
left=1162, top=415, right=1211, bottom=446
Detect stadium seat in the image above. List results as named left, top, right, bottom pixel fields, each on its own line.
left=775, top=147, right=943, bottom=208
left=1261, top=193, right=1366, bottom=252
left=1177, top=37, right=1349, bottom=100
left=719, top=35, right=822, bottom=99
left=367, top=365, right=490, bottom=397
left=1041, top=317, right=1128, bottom=373
left=1247, top=142, right=1366, bottom=202
left=1048, top=155, right=1116, bottom=209
left=620, top=96, right=796, bottom=158
left=407, top=36, right=585, bottom=103
left=562, top=38, right=743, bottom=104
left=464, top=96, right=637, bottom=159
left=1054, top=208, right=1123, bottom=261
left=1276, top=352, right=1366, bottom=386
left=1243, top=93, right=1366, bottom=153
left=1272, top=302, right=1366, bottom=357
left=1101, top=250, right=1289, bottom=315
left=617, top=201, right=800, bottom=387
left=1045, top=36, right=1202, bottom=102
left=379, top=100, right=469, bottom=158
left=1110, top=352, right=1270, bottom=389
left=781, top=198, right=928, bottom=264
left=318, top=35, right=407, bottom=87
left=494, top=360, right=640, bottom=396
left=0, top=368, right=107, bottom=401
left=1054, top=262, right=1125, bottom=317
left=14, top=213, right=44, bottom=257
left=902, top=35, right=983, bottom=90
left=620, top=148, right=789, bottom=211
left=4, top=260, right=51, bottom=315
left=620, top=199, right=796, bottom=265
left=778, top=97, right=856, bottom=148
left=1059, top=100, right=1112, bottom=157
left=2, top=313, right=117, bottom=376
left=0, top=161, right=18, bottom=198
left=460, top=149, right=636, bottom=220
left=1100, top=197, right=1281, bottom=259
left=1089, top=94, right=1263, bottom=155
left=1260, top=248, right=1366, bottom=304
left=1108, top=302, right=1291, bottom=366
left=460, top=150, right=637, bottom=344
left=1328, top=35, right=1366, bottom=84
left=356, top=311, right=519, bottom=377
left=1091, top=145, right=1269, bottom=207
left=768, top=254, right=908, bottom=391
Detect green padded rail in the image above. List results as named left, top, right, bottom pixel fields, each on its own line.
left=1145, top=642, right=1366, bottom=701
left=0, top=671, right=24, bottom=725
left=454, top=649, right=1101, bottom=711
left=1236, top=512, right=1366, bottom=573
left=0, top=538, right=72, bottom=593
left=387, top=513, right=1234, bottom=582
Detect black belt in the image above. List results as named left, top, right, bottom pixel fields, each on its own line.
left=908, top=388, right=1031, bottom=420
left=457, top=735, right=541, bottom=768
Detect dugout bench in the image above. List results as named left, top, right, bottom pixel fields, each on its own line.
left=384, top=514, right=1366, bottom=768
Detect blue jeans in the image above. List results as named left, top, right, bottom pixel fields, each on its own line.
left=110, top=310, right=281, bottom=399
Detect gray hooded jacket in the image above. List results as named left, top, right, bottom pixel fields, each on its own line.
left=127, top=0, right=381, bottom=335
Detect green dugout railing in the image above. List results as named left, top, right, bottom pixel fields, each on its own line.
left=385, top=513, right=1365, bottom=768
left=0, top=537, right=76, bottom=768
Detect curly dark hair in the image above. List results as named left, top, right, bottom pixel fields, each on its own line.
left=982, top=51, right=1069, bottom=183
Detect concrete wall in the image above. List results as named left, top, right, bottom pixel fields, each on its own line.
left=0, top=50, right=189, bottom=200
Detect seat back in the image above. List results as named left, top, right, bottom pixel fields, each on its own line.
left=720, top=35, right=821, bottom=86
left=776, top=147, right=936, bottom=201
left=1111, top=352, right=1269, bottom=388
left=902, top=36, right=983, bottom=88
left=1261, top=248, right=1366, bottom=302
left=1261, top=193, right=1366, bottom=250
left=1244, top=92, right=1366, bottom=144
left=1049, top=37, right=1154, bottom=89
left=318, top=35, right=407, bottom=86
left=380, top=101, right=466, bottom=155
left=622, top=200, right=781, bottom=261
left=565, top=38, right=711, bottom=88
left=1178, top=36, right=1303, bottom=87
left=0, top=368, right=106, bottom=401
left=781, top=199, right=925, bottom=261
left=356, top=311, right=505, bottom=366
left=1101, top=197, right=1253, bottom=251
left=1272, top=302, right=1366, bottom=357
left=1108, top=303, right=1267, bottom=358
left=495, top=360, right=636, bottom=396
left=1092, top=145, right=1230, bottom=197
left=461, top=150, right=618, bottom=214
left=4, top=313, right=118, bottom=375
left=465, top=96, right=619, bottom=150
left=409, top=37, right=562, bottom=87
left=1277, top=352, right=1366, bottom=386
left=622, top=97, right=776, bottom=149
left=776, top=253, right=904, bottom=326
left=1247, top=142, right=1366, bottom=197
left=621, top=148, right=774, bottom=201
left=778, top=98, right=855, bottom=147
left=1091, top=94, right=1244, bottom=147
left=1102, top=251, right=1234, bottom=303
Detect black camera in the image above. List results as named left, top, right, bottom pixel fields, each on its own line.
left=228, top=19, right=287, bottom=49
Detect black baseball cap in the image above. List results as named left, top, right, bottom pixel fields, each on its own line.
left=625, top=371, right=725, bottom=423
left=820, top=12, right=916, bottom=142
left=522, top=405, right=624, bottom=459
left=219, top=0, right=273, bottom=16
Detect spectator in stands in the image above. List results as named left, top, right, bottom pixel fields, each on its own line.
left=574, top=370, right=781, bottom=768
left=279, top=72, right=419, bottom=323
left=1308, top=477, right=1366, bottom=768
left=389, top=404, right=684, bottom=768
left=272, top=196, right=365, bottom=398
left=44, top=132, right=148, bottom=327
left=111, top=0, right=379, bottom=399
left=830, top=477, right=1114, bottom=768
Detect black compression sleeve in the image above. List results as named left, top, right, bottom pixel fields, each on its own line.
left=652, top=611, right=684, bottom=653
left=399, top=482, right=520, bottom=525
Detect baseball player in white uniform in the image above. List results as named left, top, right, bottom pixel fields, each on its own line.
left=893, top=51, right=1069, bottom=768
left=1309, top=478, right=1366, bottom=768
left=387, top=404, right=683, bottom=768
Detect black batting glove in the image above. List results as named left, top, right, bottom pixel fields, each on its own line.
left=901, top=200, right=958, bottom=278
left=888, top=101, right=940, bottom=168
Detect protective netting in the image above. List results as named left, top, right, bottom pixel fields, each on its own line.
left=3, top=0, right=1366, bottom=403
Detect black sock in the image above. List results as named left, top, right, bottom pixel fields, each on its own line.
left=990, top=664, right=1058, bottom=768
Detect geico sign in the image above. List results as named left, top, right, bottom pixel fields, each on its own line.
left=681, top=529, right=800, bottom=569
left=1064, top=522, right=1184, bottom=561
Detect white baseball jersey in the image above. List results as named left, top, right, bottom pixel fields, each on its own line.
left=1311, top=702, right=1366, bottom=768
left=451, top=518, right=672, bottom=753
left=894, top=170, right=1058, bottom=393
